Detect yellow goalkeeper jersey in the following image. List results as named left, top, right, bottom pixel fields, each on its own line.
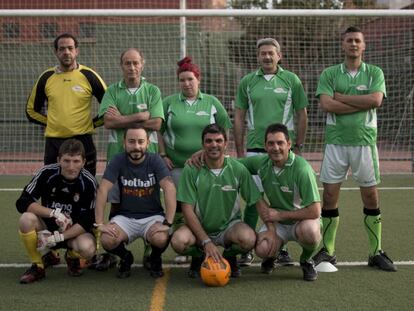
left=26, top=64, right=107, bottom=138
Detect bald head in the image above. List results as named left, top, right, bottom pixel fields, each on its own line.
left=120, top=48, right=145, bottom=65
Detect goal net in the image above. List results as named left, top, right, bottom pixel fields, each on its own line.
left=0, top=5, right=413, bottom=174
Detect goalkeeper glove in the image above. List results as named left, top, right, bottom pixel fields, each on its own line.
left=50, top=208, right=73, bottom=232
left=37, top=230, right=65, bottom=252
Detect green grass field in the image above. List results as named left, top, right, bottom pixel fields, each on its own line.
left=1, top=175, right=413, bottom=311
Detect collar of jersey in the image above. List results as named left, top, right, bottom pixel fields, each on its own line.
left=256, top=66, right=284, bottom=77
left=54, top=63, right=80, bottom=74
left=118, top=77, right=146, bottom=89
left=179, top=91, right=203, bottom=102
left=201, top=155, right=229, bottom=171
left=268, top=150, right=295, bottom=170
left=340, top=62, right=366, bottom=74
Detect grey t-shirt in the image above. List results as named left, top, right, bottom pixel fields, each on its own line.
left=103, top=152, right=171, bottom=219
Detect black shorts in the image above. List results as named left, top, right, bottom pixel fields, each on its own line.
left=44, top=134, right=97, bottom=176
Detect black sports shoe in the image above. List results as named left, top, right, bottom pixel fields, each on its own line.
left=188, top=256, right=204, bottom=278
left=312, top=248, right=337, bottom=266
left=238, top=251, right=254, bottom=267
left=117, top=251, right=134, bottom=279
left=20, top=264, right=45, bottom=284
left=224, top=256, right=241, bottom=278
left=42, top=251, right=60, bottom=268
left=89, top=253, right=118, bottom=271
left=300, top=260, right=318, bottom=281
left=368, top=250, right=397, bottom=272
left=149, top=255, right=164, bottom=278
left=65, top=251, right=83, bottom=277
left=261, top=257, right=276, bottom=274
left=276, top=249, right=294, bottom=266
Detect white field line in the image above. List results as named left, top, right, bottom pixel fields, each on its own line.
left=1, top=261, right=414, bottom=268
left=2, top=187, right=414, bottom=192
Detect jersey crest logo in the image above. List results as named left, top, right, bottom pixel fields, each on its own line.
left=221, top=185, right=236, bottom=191
left=137, top=103, right=147, bottom=110
left=195, top=111, right=209, bottom=116
left=72, top=85, right=85, bottom=93
left=280, top=186, right=292, bottom=193
left=274, top=87, right=287, bottom=94
left=356, top=85, right=368, bottom=91
left=73, top=193, right=80, bottom=202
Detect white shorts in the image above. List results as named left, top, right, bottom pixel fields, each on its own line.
left=208, top=219, right=242, bottom=247
left=246, top=151, right=264, bottom=192
left=259, top=222, right=299, bottom=243
left=320, top=144, right=380, bottom=187
left=110, top=214, right=165, bottom=243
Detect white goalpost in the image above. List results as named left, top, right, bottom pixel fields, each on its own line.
left=0, top=8, right=413, bottom=174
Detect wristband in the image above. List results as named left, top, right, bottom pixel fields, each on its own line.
left=201, top=238, right=212, bottom=247
left=162, top=219, right=172, bottom=227
left=93, top=223, right=104, bottom=228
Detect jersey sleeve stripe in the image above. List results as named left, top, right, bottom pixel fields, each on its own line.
left=26, top=70, right=54, bottom=126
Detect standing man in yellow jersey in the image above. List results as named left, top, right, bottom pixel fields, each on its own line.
left=26, top=33, right=107, bottom=176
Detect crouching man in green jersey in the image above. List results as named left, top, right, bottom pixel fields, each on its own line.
left=171, top=124, right=267, bottom=279
left=239, top=123, right=321, bottom=281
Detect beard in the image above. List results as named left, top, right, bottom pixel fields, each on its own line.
left=127, top=149, right=145, bottom=162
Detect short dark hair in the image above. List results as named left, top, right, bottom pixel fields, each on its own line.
left=54, top=33, right=79, bottom=50
left=201, top=124, right=227, bottom=143
left=341, top=26, right=363, bottom=40
left=120, top=48, right=145, bottom=65
left=58, top=139, right=85, bottom=159
left=264, top=123, right=290, bottom=143
left=123, top=126, right=149, bottom=139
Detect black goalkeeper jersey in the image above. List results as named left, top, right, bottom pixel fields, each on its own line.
left=16, top=163, right=97, bottom=232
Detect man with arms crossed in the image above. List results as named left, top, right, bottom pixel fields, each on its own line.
left=313, top=26, right=396, bottom=272
left=234, top=38, right=309, bottom=266
left=17, top=139, right=97, bottom=284
left=94, top=127, right=176, bottom=278
left=99, top=48, right=163, bottom=158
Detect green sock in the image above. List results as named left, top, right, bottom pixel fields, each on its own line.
left=243, top=203, right=259, bottom=230
left=363, top=208, right=382, bottom=256
left=143, top=242, right=151, bottom=257
left=321, top=209, right=340, bottom=256
left=181, top=245, right=203, bottom=257
left=223, top=244, right=245, bottom=257
left=300, top=243, right=319, bottom=263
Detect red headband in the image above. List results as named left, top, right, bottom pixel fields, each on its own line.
left=176, top=56, right=201, bottom=80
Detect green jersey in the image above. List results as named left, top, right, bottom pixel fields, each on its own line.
left=239, top=152, right=320, bottom=225
left=162, top=92, right=232, bottom=168
left=99, top=78, right=164, bottom=160
left=316, top=62, right=386, bottom=146
left=236, top=67, right=308, bottom=148
left=177, top=157, right=262, bottom=235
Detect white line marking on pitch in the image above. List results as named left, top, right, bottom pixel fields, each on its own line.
left=1, top=261, right=414, bottom=268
